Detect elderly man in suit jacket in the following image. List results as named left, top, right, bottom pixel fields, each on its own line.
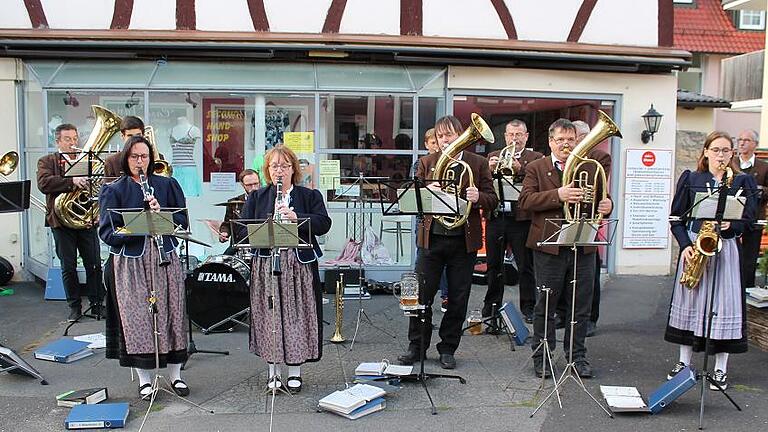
left=397, top=115, right=498, bottom=370
left=519, top=118, right=613, bottom=379
left=737, top=129, right=768, bottom=288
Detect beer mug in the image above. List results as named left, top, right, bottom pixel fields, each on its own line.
left=393, top=272, right=420, bottom=311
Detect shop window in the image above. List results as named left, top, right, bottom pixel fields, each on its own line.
left=321, top=95, right=415, bottom=150
left=739, top=10, right=766, bottom=30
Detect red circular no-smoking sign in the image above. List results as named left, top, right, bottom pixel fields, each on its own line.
left=641, top=151, right=656, bottom=167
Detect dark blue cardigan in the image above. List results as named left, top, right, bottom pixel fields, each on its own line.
left=99, top=175, right=188, bottom=257
left=670, top=169, right=758, bottom=250
left=240, top=184, right=331, bottom=263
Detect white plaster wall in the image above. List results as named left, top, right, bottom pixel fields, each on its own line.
left=129, top=0, right=176, bottom=30
left=422, top=0, right=507, bottom=40
left=0, top=0, right=32, bottom=29
left=448, top=66, right=678, bottom=275
left=196, top=0, right=254, bottom=31
left=0, top=59, right=23, bottom=280
left=505, top=0, right=581, bottom=43
left=263, top=0, right=332, bottom=33
left=677, top=107, right=715, bottom=134
left=580, top=0, right=658, bottom=46
left=340, top=0, right=400, bottom=36
left=40, top=0, right=115, bottom=29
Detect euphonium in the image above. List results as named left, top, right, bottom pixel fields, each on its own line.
left=679, top=165, right=732, bottom=289
left=54, top=105, right=121, bottom=229
left=432, top=113, right=495, bottom=230
left=562, top=110, right=622, bottom=223
left=330, top=273, right=345, bottom=343
left=143, top=126, right=173, bottom=177
left=494, top=142, right=518, bottom=178
left=0, top=151, right=47, bottom=211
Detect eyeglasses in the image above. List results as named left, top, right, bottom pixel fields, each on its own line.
left=736, top=138, right=755, bottom=144
left=552, top=137, right=576, bottom=145
left=59, top=136, right=78, bottom=143
left=504, top=132, right=527, bottom=138
left=707, top=147, right=732, bottom=155
left=269, top=163, right=292, bottom=171
left=128, top=154, right=150, bottom=161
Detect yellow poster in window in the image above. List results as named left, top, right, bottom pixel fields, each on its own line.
left=283, top=132, right=314, bottom=153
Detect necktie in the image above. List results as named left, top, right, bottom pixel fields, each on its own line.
left=554, top=161, right=564, bottom=181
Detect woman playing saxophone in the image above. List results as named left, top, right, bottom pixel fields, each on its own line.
left=665, top=131, right=758, bottom=390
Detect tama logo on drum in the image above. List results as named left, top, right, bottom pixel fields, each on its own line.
left=198, top=272, right=236, bottom=283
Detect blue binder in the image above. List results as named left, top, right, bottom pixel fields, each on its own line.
left=499, top=302, right=529, bottom=346
left=648, top=366, right=697, bottom=414
left=65, top=402, right=129, bottom=429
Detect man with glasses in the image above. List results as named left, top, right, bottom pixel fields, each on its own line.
left=219, top=169, right=261, bottom=254
left=519, top=118, right=613, bottom=379
left=37, top=123, right=104, bottom=321
left=484, top=120, right=543, bottom=325
left=736, top=129, right=767, bottom=288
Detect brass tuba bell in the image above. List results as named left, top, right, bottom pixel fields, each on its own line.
left=432, top=113, right=495, bottom=230
left=0, top=151, right=47, bottom=211
left=561, top=111, right=621, bottom=224
left=143, top=126, right=173, bottom=177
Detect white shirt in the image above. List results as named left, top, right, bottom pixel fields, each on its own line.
left=740, top=154, right=755, bottom=170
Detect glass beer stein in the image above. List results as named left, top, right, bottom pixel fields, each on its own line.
left=393, top=272, right=420, bottom=311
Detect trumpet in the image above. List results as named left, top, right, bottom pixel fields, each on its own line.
left=330, top=273, right=345, bottom=343
left=0, top=151, right=47, bottom=212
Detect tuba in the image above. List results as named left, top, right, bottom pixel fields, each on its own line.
left=54, top=106, right=121, bottom=229
left=679, top=165, right=732, bottom=289
left=432, top=113, right=495, bottom=230
left=0, top=151, right=47, bottom=211
left=561, top=110, right=622, bottom=224
left=143, top=126, right=173, bottom=177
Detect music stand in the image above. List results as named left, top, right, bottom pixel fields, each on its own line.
left=330, top=173, right=395, bottom=350
left=0, top=344, right=47, bottom=385
left=105, top=207, right=214, bottom=432
left=378, top=176, right=467, bottom=415
left=233, top=216, right=312, bottom=430
left=529, top=216, right=617, bottom=419
left=672, top=182, right=755, bottom=429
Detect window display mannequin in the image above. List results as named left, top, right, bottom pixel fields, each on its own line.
left=170, top=116, right=202, bottom=197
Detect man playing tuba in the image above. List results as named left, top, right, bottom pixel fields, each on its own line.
left=519, top=118, right=613, bottom=379
left=397, top=115, right=497, bottom=370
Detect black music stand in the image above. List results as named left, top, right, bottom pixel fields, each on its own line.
left=529, top=216, right=617, bottom=419
left=673, top=182, right=756, bottom=429
left=236, top=216, right=312, bottom=430
left=0, top=184, right=46, bottom=385
left=378, top=176, right=467, bottom=415
left=330, top=173, right=395, bottom=350
left=105, top=209, right=214, bottom=432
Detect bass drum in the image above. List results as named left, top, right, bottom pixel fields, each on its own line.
left=186, top=255, right=250, bottom=332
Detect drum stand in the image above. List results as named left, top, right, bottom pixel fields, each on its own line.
left=180, top=240, right=229, bottom=369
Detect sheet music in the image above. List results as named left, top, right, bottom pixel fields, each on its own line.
left=397, top=188, right=465, bottom=215
left=692, top=192, right=746, bottom=220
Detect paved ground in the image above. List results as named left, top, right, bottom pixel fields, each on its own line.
left=1, top=274, right=767, bottom=432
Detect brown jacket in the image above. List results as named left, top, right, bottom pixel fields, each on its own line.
left=742, top=156, right=768, bottom=222
left=104, top=151, right=123, bottom=180
left=519, top=155, right=612, bottom=255
left=37, top=153, right=78, bottom=228
left=415, top=151, right=498, bottom=253
left=488, top=147, right=544, bottom=221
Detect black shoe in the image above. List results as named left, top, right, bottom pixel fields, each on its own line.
left=533, top=357, right=552, bottom=378
left=68, top=307, right=82, bottom=322
left=586, top=321, right=597, bottom=337
left=171, top=379, right=190, bottom=397
left=439, top=353, right=456, bottom=369
left=286, top=376, right=303, bottom=394
left=397, top=350, right=424, bottom=365
left=574, top=359, right=593, bottom=378
left=524, top=313, right=534, bottom=324
left=89, top=303, right=104, bottom=317
left=710, top=370, right=727, bottom=390
left=667, top=361, right=687, bottom=381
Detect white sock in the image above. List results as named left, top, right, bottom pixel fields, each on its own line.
left=715, top=353, right=729, bottom=373
left=168, top=363, right=186, bottom=387
left=135, top=368, right=152, bottom=392
left=679, top=345, right=693, bottom=365
left=287, top=366, right=301, bottom=387
left=268, top=363, right=281, bottom=378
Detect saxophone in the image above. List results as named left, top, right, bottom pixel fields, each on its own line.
left=330, top=273, right=345, bottom=343
left=679, top=165, right=733, bottom=289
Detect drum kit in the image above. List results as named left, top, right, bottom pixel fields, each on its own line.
left=185, top=199, right=253, bottom=334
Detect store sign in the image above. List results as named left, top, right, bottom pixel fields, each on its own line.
left=203, top=98, right=245, bottom=182
left=622, top=149, right=673, bottom=249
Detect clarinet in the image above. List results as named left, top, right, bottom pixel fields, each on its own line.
left=272, top=176, right=283, bottom=276
left=138, top=168, right=171, bottom=267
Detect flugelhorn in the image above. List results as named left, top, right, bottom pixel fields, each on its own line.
left=432, top=113, right=495, bottom=229
left=562, top=111, right=622, bottom=223
left=0, top=151, right=47, bottom=211
left=330, top=273, right=345, bottom=343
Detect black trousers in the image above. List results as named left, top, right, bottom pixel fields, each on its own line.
left=408, top=235, right=476, bottom=355
left=741, top=228, right=762, bottom=288
left=531, top=249, right=595, bottom=361
left=51, top=227, right=104, bottom=310
left=483, top=215, right=535, bottom=316
left=591, top=254, right=602, bottom=323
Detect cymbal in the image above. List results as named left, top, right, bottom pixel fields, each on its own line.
left=214, top=200, right=245, bottom=207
